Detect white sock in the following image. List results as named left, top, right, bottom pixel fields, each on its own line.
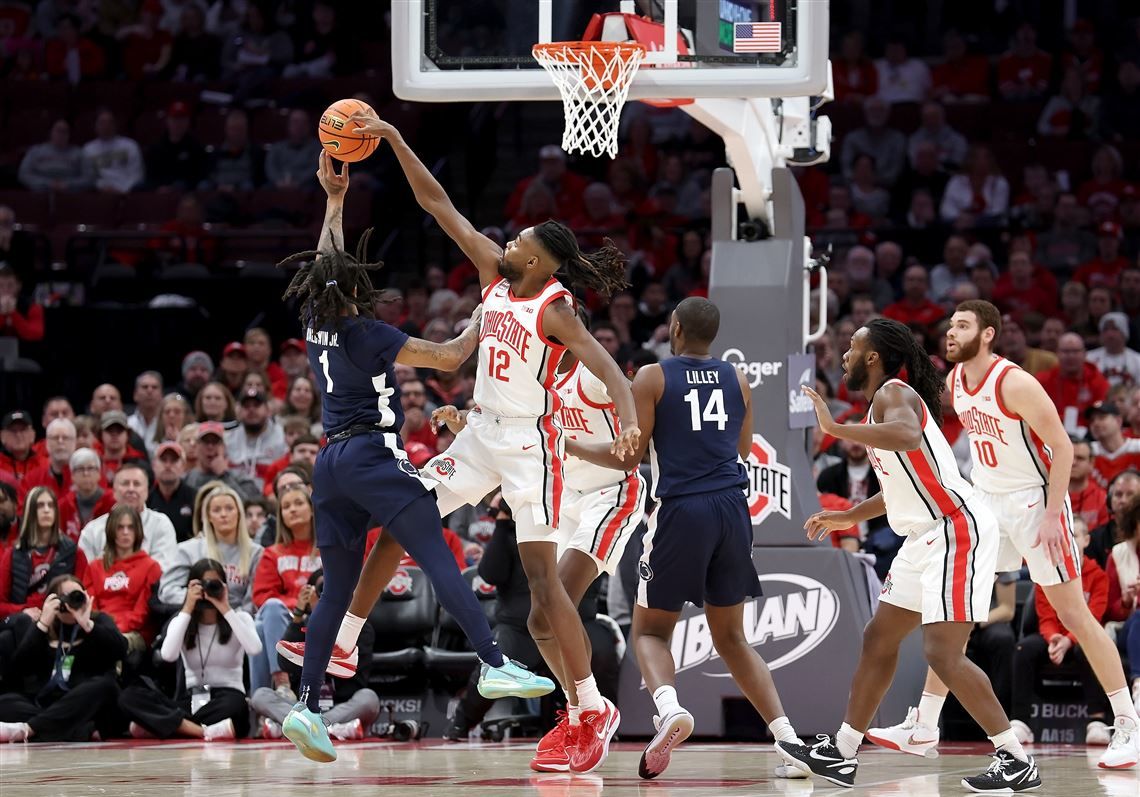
left=917, top=691, right=946, bottom=729
left=652, top=685, right=680, bottom=717
left=1108, top=687, right=1140, bottom=724
left=335, top=613, right=366, bottom=652
left=568, top=704, right=581, bottom=726
left=575, top=675, right=604, bottom=713
left=836, top=723, right=863, bottom=760
left=989, top=728, right=1028, bottom=762
left=769, top=715, right=800, bottom=744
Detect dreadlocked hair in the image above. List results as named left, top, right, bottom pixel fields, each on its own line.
left=278, top=228, right=382, bottom=331
left=533, top=220, right=629, bottom=298
left=864, top=317, right=944, bottom=425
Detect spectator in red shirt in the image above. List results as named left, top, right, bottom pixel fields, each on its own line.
left=1037, top=333, right=1109, bottom=434
left=998, top=23, right=1052, bottom=100
left=18, top=419, right=78, bottom=510
left=153, top=194, right=217, bottom=266
left=1060, top=19, right=1104, bottom=94
left=44, top=13, right=106, bottom=83
left=993, top=251, right=1060, bottom=318
left=503, top=145, right=589, bottom=222
left=1088, top=401, right=1140, bottom=489
left=97, top=411, right=147, bottom=485
left=832, top=31, right=877, bottom=103
left=1077, top=146, right=1130, bottom=211
left=278, top=338, right=310, bottom=387
left=1070, top=438, right=1110, bottom=529
left=251, top=483, right=320, bottom=697
left=1073, top=222, right=1129, bottom=289
left=0, top=410, right=42, bottom=486
left=883, top=265, right=946, bottom=330
left=0, top=265, right=44, bottom=343
left=1011, top=518, right=1110, bottom=744
left=117, top=3, right=172, bottom=80
left=59, top=448, right=115, bottom=542
left=931, top=30, right=990, bottom=103
left=0, top=486, right=88, bottom=619
left=245, top=327, right=287, bottom=400
left=82, top=503, right=162, bottom=647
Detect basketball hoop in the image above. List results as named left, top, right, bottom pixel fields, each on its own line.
left=532, top=41, right=646, bottom=159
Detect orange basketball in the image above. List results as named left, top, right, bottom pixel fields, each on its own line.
left=318, top=98, right=379, bottom=163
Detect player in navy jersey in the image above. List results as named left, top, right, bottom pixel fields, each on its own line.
left=275, top=154, right=552, bottom=763
left=568, top=297, right=805, bottom=780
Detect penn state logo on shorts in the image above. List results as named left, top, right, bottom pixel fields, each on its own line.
left=638, top=560, right=654, bottom=582
left=432, top=456, right=457, bottom=479
left=397, top=457, right=419, bottom=477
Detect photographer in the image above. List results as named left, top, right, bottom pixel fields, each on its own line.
left=250, top=483, right=320, bottom=698
left=0, top=576, right=126, bottom=742
left=119, top=558, right=262, bottom=740
left=251, top=568, right=378, bottom=740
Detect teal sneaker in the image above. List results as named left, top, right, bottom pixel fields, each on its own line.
left=477, top=657, right=556, bottom=699
left=282, top=702, right=337, bottom=763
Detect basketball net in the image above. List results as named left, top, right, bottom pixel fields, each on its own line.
left=532, top=41, right=646, bottom=159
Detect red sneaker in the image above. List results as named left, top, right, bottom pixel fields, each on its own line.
left=275, top=640, right=358, bottom=678
left=530, top=711, right=573, bottom=772
left=568, top=698, right=620, bottom=773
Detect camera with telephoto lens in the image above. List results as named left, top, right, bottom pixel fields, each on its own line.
left=203, top=579, right=225, bottom=599
left=62, top=589, right=87, bottom=612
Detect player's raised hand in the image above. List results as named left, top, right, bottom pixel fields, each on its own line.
left=317, top=151, right=349, bottom=198
left=1030, top=510, right=1066, bottom=567
left=611, top=427, right=641, bottom=461
left=432, top=405, right=467, bottom=434
left=800, top=385, right=836, bottom=434
left=803, top=509, right=853, bottom=541
left=349, top=110, right=396, bottom=139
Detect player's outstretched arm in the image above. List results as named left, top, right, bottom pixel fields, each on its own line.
left=544, top=302, right=641, bottom=458
left=315, top=152, right=348, bottom=254
left=349, top=111, right=502, bottom=285
left=804, top=493, right=886, bottom=540
left=1000, top=367, right=1074, bottom=566
left=802, top=382, right=922, bottom=451
left=567, top=364, right=660, bottom=471
left=396, top=305, right=482, bottom=371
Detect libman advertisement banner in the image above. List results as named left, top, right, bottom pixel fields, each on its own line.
left=617, top=546, right=927, bottom=736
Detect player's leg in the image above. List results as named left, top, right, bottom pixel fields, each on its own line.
left=630, top=603, right=693, bottom=779
left=531, top=549, right=598, bottom=711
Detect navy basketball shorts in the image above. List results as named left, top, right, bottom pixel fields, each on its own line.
left=636, top=488, right=762, bottom=612
left=312, top=431, right=435, bottom=553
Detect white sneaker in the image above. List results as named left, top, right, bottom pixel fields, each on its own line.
left=260, top=718, right=282, bottom=739
left=1098, top=717, right=1139, bottom=770
left=0, top=722, right=29, bottom=743
left=129, top=722, right=155, bottom=739
left=203, top=718, right=235, bottom=741
left=328, top=718, right=364, bottom=740
left=1010, top=719, right=1034, bottom=744
left=866, top=707, right=940, bottom=758
left=637, top=707, right=694, bottom=779
left=1086, top=720, right=1112, bottom=746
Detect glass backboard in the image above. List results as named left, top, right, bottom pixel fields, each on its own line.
left=392, top=0, right=830, bottom=102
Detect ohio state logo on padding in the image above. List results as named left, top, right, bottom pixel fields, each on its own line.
left=472, top=576, right=497, bottom=597
left=385, top=567, right=413, bottom=597
left=433, top=456, right=457, bottom=478
left=745, top=433, right=791, bottom=525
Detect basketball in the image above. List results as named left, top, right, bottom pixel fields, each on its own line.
left=318, top=98, right=379, bottom=163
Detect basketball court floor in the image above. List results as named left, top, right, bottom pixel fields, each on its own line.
left=0, top=739, right=1132, bottom=796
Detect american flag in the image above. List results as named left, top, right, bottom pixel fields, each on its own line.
left=733, top=21, right=782, bottom=53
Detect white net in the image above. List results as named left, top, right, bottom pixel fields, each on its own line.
left=532, top=42, right=646, bottom=159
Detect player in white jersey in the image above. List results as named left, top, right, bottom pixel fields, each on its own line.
left=432, top=344, right=645, bottom=773
left=320, top=111, right=639, bottom=774
left=776, top=318, right=1042, bottom=793
left=868, top=300, right=1139, bottom=769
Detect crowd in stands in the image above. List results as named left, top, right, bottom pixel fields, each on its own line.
left=2, top=0, right=1140, bottom=743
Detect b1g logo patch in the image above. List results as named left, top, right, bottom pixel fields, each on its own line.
left=745, top=434, right=791, bottom=525
left=433, top=456, right=457, bottom=479
left=397, top=457, right=419, bottom=477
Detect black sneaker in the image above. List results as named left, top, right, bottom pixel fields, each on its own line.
left=775, top=735, right=858, bottom=788
left=961, top=751, right=1042, bottom=792
left=441, top=713, right=470, bottom=742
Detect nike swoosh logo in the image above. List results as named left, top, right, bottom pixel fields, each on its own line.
left=926, top=538, right=936, bottom=546
left=907, top=734, right=937, bottom=745
left=809, top=748, right=843, bottom=762
left=522, top=444, right=537, bottom=451
left=1003, top=770, right=1026, bottom=782
left=1027, top=501, right=1040, bottom=508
